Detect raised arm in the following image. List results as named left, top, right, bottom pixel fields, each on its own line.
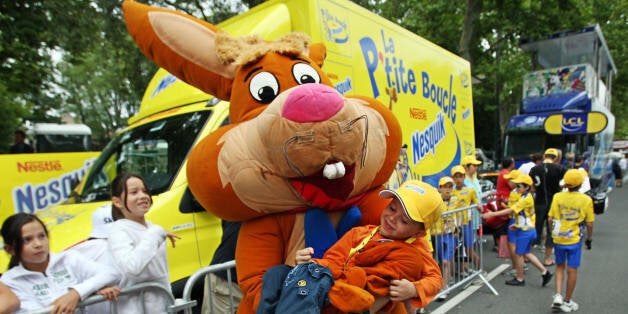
left=108, top=223, right=167, bottom=276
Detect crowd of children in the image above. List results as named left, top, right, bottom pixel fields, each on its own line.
left=0, top=150, right=597, bottom=313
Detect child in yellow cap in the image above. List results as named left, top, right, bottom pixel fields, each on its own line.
left=258, top=181, right=445, bottom=313
left=433, top=176, right=460, bottom=300
left=548, top=169, right=594, bottom=312
left=451, top=165, right=482, bottom=278
left=482, top=175, right=553, bottom=287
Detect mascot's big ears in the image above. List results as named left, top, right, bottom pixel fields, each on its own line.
left=122, top=0, right=329, bottom=123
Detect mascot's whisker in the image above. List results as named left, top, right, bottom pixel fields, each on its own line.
left=340, top=115, right=368, bottom=168
left=282, top=135, right=305, bottom=177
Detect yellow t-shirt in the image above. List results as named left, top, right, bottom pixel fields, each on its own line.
left=507, top=190, right=521, bottom=220
left=548, top=191, right=595, bottom=245
left=511, top=192, right=535, bottom=230
left=434, top=196, right=459, bottom=234
left=452, top=186, right=479, bottom=225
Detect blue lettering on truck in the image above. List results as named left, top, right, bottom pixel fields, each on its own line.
left=359, top=30, right=457, bottom=123
left=13, top=158, right=95, bottom=214
left=411, top=112, right=446, bottom=165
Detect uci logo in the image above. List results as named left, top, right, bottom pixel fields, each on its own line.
left=561, top=116, right=584, bottom=132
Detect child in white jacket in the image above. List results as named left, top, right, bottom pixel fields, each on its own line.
left=108, top=173, right=180, bottom=314
left=0, top=213, right=120, bottom=313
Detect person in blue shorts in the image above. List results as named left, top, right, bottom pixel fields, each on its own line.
left=434, top=176, right=460, bottom=300
left=548, top=169, right=594, bottom=312
left=482, top=175, right=553, bottom=287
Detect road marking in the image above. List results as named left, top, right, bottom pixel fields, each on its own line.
left=431, top=263, right=510, bottom=314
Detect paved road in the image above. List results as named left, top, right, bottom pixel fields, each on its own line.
left=425, top=185, right=628, bottom=313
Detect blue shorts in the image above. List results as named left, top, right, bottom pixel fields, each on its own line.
left=514, top=229, right=537, bottom=255
left=435, top=233, right=457, bottom=262
left=507, top=219, right=516, bottom=243
left=462, top=224, right=475, bottom=247
left=554, top=242, right=583, bottom=268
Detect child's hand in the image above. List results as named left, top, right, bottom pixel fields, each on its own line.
left=295, top=247, right=314, bottom=264
left=50, top=288, right=80, bottom=314
left=585, top=239, right=592, bottom=250
left=98, top=285, right=122, bottom=301
left=166, top=232, right=181, bottom=248
left=389, top=279, right=417, bottom=301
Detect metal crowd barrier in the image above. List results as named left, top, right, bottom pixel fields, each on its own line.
left=23, top=204, right=502, bottom=313
left=432, top=204, right=499, bottom=300
left=172, top=260, right=238, bottom=314
left=21, top=282, right=176, bottom=314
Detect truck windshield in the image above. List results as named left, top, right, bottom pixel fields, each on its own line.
left=504, top=131, right=564, bottom=160
left=504, top=131, right=589, bottom=160
left=76, top=111, right=211, bottom=203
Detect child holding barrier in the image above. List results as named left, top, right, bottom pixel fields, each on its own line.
left=256, top=180, right=444, bottom=313
left=107, top=173, right=180, bottom=314
left=451, top=166, right=482, bottom=277
left=482, top=174, right=553, bottom=287
left=0, top=213, right=120, bottom=313
left=434, top=176, right=461, bottom=301
left=548, top=169, right=594, bottom=312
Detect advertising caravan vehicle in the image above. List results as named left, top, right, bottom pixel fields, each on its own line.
left=503, top=24, right=617, bottom=212
left=24, top=0, right=475, bottom=300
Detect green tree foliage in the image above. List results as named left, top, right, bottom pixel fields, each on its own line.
left=0, top=0, right=625, bottom=154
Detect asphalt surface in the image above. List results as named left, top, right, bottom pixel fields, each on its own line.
left=425, top=181, right=628, bottom=314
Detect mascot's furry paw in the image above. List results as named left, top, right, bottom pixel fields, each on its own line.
left=328, top=281, right=374, bottom=313
left=344, top=266, right=367, bottom=288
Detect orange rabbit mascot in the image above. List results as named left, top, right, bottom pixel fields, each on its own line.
left=121, top=1, right=423, bottom=312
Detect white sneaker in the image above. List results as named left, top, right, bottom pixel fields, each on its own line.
left=436, top=291, right=448, bottom=301
left=552, top=293, right=563, bottom=311
left=560, top=300, right=579, bottom=312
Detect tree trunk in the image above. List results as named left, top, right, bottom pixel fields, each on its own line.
left=459, top=0, right=482, bottom=65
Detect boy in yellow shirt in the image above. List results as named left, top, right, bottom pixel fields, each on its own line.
left=451, top=165, right=481, bottom=274
left=482, top=175, right=553, bottom=287
left=548, top=169, right=594, bottom=312
left=434, top=176, right=459, bottom=300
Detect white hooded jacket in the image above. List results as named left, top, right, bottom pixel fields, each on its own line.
left=108, top=219, right=171, bottom=314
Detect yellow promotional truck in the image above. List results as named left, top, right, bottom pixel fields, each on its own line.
left=23, top=0, right=475, bottom=300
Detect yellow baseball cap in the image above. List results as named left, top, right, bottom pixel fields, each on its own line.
left=512, top=174, right=533, bottom=186
left=461, top=155, right=482, bottom=166
left=504, top=169, right=522, bottom=180
left=563, top=169, right=584, bottom=188
left=544, top=148, right=559, bottom=157
left=379, top=180, right=444, bottom=229
left=451, top=165, right=465, bottom=176
left=438, top=176, right=454, bottom=187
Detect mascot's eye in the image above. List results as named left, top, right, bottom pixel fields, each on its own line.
left=249, top=71, right=280, bottom=104
left=292, top=63, right=321, bottom=85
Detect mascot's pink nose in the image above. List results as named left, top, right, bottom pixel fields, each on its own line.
left=281, top=84, right=343, bottom=122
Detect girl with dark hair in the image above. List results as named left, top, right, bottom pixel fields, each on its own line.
left=107, top=173, right=180, bottom=313
left=0, top=213, right=120, bottom=313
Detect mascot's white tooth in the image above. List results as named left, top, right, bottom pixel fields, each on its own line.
left=323, top=162, right=345, bottom=179
left=334, top=162, right=346, bottom=177
left=323, top=163, right=337, bottom=179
